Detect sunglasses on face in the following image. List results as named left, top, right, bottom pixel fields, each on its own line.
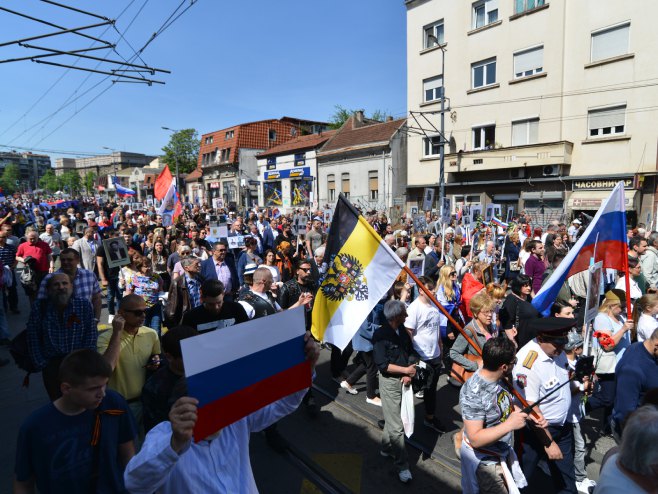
left=297, top=267, right=311, bottom=273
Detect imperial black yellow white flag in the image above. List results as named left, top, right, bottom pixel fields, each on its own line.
left=311, top=194, right=404, bottom=350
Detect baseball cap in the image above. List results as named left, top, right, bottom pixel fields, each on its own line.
left=572, top=219, right=581, bottom=224
left=244, top=263, right=258, bottom=276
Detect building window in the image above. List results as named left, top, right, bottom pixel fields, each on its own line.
left=368, top=171, right=378, bottom=201
left=514, top=0, right=545, bottom=14
left=341, top=173, right=350, bottom=199
left=327, top=174, right=335, bottom=202
left=472, top=58, right=496, bottom=88
left=220, top=148, right=231, bottom=162
left=588, top=105, right=626, bottom=137
left=268, top=129, right=277, bottom=140
left=423, top=136, right=441, bottom=157
left=473, top=124, right=496, bottom=150
left=423, top=76, right=443, bottom=103
left=591, top=22, right=630, bottom=62
left=472, top=0, right=498, bottom=29
left=225, top=130, right=234, bottom=139
left=513, top=46, right=543, bottom=78
left=423, top=20, right=444, bottom=48
left=204, top=136, right=213, bottom=145
left=511, top=118, right=539, bottom=145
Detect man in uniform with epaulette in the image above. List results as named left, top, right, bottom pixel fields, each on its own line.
left=513, top=317, right=579, bottom=494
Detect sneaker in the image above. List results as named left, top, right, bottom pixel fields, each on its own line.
left=340, top=380, right=358, bottom=395
left=576, top=479, right=596, bottom=494
left=108, top=315, right=114, bottom=324
left=415, top=390, right=424, bottom=399
left=398, top=469, right=412, bottom=483
left=424, top=416, right=446, bottom=434
left=366, top=397, right=382, bottom=407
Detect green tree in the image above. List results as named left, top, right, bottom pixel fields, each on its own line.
left=84, top=171, right=97, bottom=195
left=0, top=163, right=21, bottom=194
left=39, top=169, right=60, bottom=192
left=162, top=128, right=200, bottom=175
left=328, top=105, right=390, bottom=129
left=59, top=170, right=82, bottom=195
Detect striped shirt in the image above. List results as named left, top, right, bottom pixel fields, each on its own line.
left=0, top=244, right=16, bottom=267
left=37, top=268, right=101, bottom=303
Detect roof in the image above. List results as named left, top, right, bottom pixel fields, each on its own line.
left=185, top=167, right=202, bottom=181
left=320, top=116, right=406, bottom=154
left=257, top=130, right=337, bottom=158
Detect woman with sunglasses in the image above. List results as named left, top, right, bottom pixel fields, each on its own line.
left=436, top=265, right=463, bottom=344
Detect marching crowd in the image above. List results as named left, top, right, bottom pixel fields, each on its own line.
left=1, top=197, right=657, bottom=493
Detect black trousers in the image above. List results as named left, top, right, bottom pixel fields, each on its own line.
left=330, top=341, right=353, bottom=378
left=345, top=351, right=378, bottom=399
left=519, top=423, right=577, bottom=494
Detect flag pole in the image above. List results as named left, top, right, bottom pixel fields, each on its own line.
left=402, top=264, right=540, bottom=418
left=623, top=251, right=633, bottom=319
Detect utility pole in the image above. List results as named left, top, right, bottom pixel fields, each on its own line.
left=162, top=127, right=182, bottom=202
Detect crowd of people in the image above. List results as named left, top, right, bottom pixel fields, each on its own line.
left=1, top=197, right=657, bottom=493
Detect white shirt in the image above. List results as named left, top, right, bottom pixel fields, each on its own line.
left=513, top=339, right=571, bottom=425
left=615, top=277, right=642, bottom=300
left=404, top=298, right=441, bottom=360
left=636, top=313, right=658, bottom=342
left=124, top=389, right=307, bottom=494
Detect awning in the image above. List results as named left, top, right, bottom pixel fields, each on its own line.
left=521, top=191, right=564, bottom=200
left=567, top=190, right=638, bottom=211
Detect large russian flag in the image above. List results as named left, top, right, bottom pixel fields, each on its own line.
left=532, top=181, right=627, bottom=316
left=111, top=176, right=136, bottom=196
left=180, top=307, right=311, bottom=441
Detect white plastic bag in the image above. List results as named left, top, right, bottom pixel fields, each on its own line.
left=401, top=384, right=415, bottom=437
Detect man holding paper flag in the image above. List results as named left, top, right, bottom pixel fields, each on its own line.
left=124, top=308, right=320, bottom=493
left=532, top=181, right=629, bottom=316
left=312, top=193, right=405, bottom=350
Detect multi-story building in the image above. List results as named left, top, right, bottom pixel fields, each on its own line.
left=317, top=112, right=407, bottom=215
left=198, top=117, right=330, bottom=208
left=55, top=151, right=157, bottom=178
left=406, top=0, right=658, bottom=226
left=255, top=130, right=336, bottom=211
left=0, top=151, right=51, bottom=191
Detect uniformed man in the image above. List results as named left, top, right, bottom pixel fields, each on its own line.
left=513, top=317, right=579, bottom=494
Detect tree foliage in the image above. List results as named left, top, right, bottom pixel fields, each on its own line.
left=59, top=170, right=82, bottom=194
left=39, top=169, right=60, bottom=192
left=84, top=171, right=96, bottom=194
left=162, top=128, right=200, bottom=176
left=328, top=105, right=390, bottom=129
left=0, top=163, right=21, bottom=194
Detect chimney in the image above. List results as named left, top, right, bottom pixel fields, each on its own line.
left=355, top=110, right=365, bottom=126
left=386, top=116, right=394, bottom=122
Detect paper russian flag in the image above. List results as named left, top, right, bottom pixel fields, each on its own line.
left=181, top=307, right=311, bottom=441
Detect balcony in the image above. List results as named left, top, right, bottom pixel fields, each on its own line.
left=445, top=140, right=573, bottom=173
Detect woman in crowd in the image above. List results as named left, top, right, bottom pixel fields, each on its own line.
left=454, top=245, right=472, bottom=283
left=171, top=244, right=192, bottom=281
left=633, top=293, right=658, bottom=342
left=125, top=255, right=164, bottom=335
left=262, top=249, right=281, bottom=284
left=190, top=238, right=208, bottom=261
left=498, top=274, right=541, bottom=347
left=460, top=261, right=486, bottom=322
left=551, top=299, right=575, bottom=318
left=390, top=280, right=411, bottom=305
left=142, top=231, right=156, bottom=257
left=485, top=282, right=507, bottom=332
left=436, top=265, right=462, bottom=344
left=275, top=241, right=295, bottom=283
left=502, top=230, right=521, bottom=282
left=517, top=237, right=533, bottom=274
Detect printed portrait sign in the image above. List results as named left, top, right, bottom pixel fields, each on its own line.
left=102, top=237, right=130, bottom=269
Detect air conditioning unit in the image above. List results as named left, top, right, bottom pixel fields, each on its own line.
left=542, top=165, right=561, bottom=177
left=510, top=168, right=526, bottom=179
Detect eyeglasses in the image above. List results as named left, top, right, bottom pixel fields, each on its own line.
left=450, top=272, right=457, bottom=276
left=297, top=267, right=311, bottom=273
left=124, top=309, right=147, bottom=316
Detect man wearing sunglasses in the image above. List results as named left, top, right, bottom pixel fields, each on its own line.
left=512, top=317, right=579, bottom=494
left=99, top=294, right=161, bottom=436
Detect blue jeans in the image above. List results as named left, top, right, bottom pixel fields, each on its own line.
left=106, top=278, right=122, bottom=315
left=145, top=302, right=162, bottom=336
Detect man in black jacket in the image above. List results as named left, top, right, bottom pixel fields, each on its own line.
left=373, top=299, right=418, bottom=484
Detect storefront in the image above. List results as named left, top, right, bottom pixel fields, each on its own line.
left=263, top=166, right=313, bottom=210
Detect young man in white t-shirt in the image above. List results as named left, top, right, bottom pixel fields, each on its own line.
left=404, top=276, right=446, bottom=433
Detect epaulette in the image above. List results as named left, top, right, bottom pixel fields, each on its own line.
left=523, top=350, right=538, bottom=369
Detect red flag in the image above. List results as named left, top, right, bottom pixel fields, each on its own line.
left=154, top=166, right=173, bottom=200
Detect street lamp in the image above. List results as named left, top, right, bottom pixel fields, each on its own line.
left=161, top=127, right=181, bottom=199
left=428, top=35, right=447, bottom=219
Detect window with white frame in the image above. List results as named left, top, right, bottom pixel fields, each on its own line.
left=473, top=124, right=496, bottom=150
left=423, top=136, right=441, bottom=157
left=588, top=105, right=626, bottom=137
left=327, top=174, right=335, bottom=202
left=368, top=171, right=378, bottom=201
left=514, top=0, right=545, bottom=14
left=511, top=118, right=539, bottom=145
left=472, top=58, right=496, bottom=88
left=513, top=46, right=543, bottom=78
left=472, top=0, right=498, bottom=29
left=423, top=20, right=444, bottom=48
left=591, top=23, right=630, bottom=62
left=341, top=173, right=350, bottom=199
left=423, top=76, right=443, bottom=103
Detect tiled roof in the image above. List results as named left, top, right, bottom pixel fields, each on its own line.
left=185, top=167, right=202, bottom=181
left=257, top=130, right=337, bottom=158
left=320, top=116, right=406, bottom=153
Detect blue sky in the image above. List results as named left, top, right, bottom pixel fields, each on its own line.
left=0, top=0, right=407, bottom=160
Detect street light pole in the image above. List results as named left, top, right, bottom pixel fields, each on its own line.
left=428, top=35, right=447, bottom=219
left=161, top=127, right=181, bottom=201
left=102, top=146, right=118, bottom=199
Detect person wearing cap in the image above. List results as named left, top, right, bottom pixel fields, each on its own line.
left=588, top=290, right=633, bottom=431
left=568, top=219, right=581, bottom=244
left=305, top=217, right=324, bottom=257
left=512, top=317, right=579, bottom=493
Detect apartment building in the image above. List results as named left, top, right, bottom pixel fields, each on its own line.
left=406, top=0, right=658, bottom=226
left=0, top=151, right=51, bottom=191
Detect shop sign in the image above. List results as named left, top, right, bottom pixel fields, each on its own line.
left=294, top=153, right=306, bottom=167
left=264, top=166, right=310, bottom=180
left=572, top=178, right=633, bottom=191
left=209, top=181, right=220, bottom=189
left=266, top=158, right=276, bottom=170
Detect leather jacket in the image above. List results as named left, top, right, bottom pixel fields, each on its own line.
left=165, top=275, right=192, bottom=327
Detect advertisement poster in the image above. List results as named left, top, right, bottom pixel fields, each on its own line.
left=264, top=181, right=283, bottom=207
left=291, top=179, right=311, bottom=207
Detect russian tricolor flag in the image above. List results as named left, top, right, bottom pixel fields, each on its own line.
left=532, top=181, right=627, bottom=316
left=111, top=176, right=136, bottom=196
left=181, top=307, right=311, bottom=441
left=491, top=217, right=508, bottom=228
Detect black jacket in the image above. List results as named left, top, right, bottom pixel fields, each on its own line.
left=373, top=320, right=417, bottom=377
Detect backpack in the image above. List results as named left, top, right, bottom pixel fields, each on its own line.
left=20, top=257, right=37, bottom=289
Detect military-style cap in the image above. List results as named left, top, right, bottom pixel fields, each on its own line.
left=530, top=317, right=578, bottom=345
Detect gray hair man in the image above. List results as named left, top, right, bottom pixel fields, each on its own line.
left=640, top=231, right=658, bottom=290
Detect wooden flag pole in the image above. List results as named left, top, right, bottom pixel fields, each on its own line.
left=403, top=264, right=540, bottom=418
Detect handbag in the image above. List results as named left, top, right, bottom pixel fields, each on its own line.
left=449, top=323, right=483, bottom=385
left=509, top=260, right=520, bottom=271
